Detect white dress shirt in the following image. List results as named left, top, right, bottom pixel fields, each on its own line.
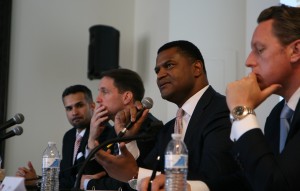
left=137, top=85, right=211, bottom=191
left=230, top=86, right=300, bottom=142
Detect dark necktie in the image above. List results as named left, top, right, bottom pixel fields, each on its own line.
left=279, top=104, right=294, bottom=153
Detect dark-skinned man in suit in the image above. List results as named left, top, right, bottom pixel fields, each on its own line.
left=91, top=40, right=246, bottom=191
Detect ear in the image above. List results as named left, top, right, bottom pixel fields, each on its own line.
left=122, top=91, right=133, bottom=105
left=193, top=60, right=203, bottom=77
left=290, top=39, right=300, bottom=63
left=90, top=102, right=96, bottom=110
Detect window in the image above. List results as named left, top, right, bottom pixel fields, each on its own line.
left=280, top=0, right=300, bottom=7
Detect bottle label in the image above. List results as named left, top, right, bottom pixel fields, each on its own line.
left=43, top=158, right=60, bottom=168
left=165, top=154, right=188, bottom=168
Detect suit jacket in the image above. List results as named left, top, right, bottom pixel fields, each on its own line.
left=144, top=86, right=242, bottom=190
left=232, top=99, right=300, bottom=191
left=59, top=123, right=115, bottom=190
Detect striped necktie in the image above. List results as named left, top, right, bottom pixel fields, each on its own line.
left=73, top=134, right=82, bottom=164
left=279, top=104, right=294, bottom=153
left=174, top=108, right=184, bottom=134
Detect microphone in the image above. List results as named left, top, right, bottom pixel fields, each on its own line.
left=73, top=120, right=163, bottom=190
left=0, top=113, right=24, bottom=131
left=105, top=97, right=153, bottom=150
left=0, top=126, right=23, bottom=141
left=117, top=97, right=153, bottom=138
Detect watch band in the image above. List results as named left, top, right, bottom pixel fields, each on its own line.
left=230, top=106, right=255, bottom=122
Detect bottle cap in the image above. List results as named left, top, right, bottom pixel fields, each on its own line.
left=48, top=141, right=56, bottom=145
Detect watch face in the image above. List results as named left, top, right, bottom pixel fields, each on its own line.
left=128, top=179, right=137, bottom=190
left=235, top=106, right=245, bottom=116
left=232, top=106, right=254, bottom=121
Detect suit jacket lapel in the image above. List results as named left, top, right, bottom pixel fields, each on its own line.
left=265, top=100, right=284, bottom=155
left=287, top=98, right=300, bottom=142
left=68, top=128, right=77, bottom=165
left=184, top=86, right=215, bottom=143
left=75, top=128, right=89, bottom=164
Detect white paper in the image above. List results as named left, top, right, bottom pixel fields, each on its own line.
left=0, top=176, right=26, bottom=191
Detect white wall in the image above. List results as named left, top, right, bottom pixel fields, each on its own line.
left=5, top=0, right=280, bottom=176
left=166, top=0, right=247, bottom=119
left=7, top=0, right=135, bottom=175
left=133, top=0, right=170, bottom=122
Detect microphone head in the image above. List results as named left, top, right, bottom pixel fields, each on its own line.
left=13, top=113, right=24, bottom=124
left=141, top=97, right=153, bottom=109
left=13, top=126, right=23, bottom=135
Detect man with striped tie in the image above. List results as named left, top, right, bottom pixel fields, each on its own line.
left=15, top=85, right=114, bottom=190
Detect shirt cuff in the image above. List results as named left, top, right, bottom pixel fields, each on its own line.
left=137, top=167, right=159, bottom=182
left=83, top=178, right=90, bottom=190
left=188, top=180, right=210, bottom=191
left=230, top=114, right=259, bottom=141
left=85, top=145, right=90, bottom=158
left=125, top=141, right=140, bottom=160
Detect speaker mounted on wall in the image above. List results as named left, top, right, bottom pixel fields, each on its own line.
left=88, top=25, right=120, bottom=80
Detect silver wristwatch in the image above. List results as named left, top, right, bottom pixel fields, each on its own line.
left=128, top=178, right=137, bottom=190
left=230, top=106, right=255, bottom=122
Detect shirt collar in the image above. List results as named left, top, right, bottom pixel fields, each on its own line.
left=287, top=86, right=300, bottom=111
left=77, top=128, right=86, bottom=137
left=181, top=85, right=210, bottom=117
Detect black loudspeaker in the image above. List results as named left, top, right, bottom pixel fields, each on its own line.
left=88, top=25, right=120, bottom=80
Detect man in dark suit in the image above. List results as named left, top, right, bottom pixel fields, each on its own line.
left=59, top=84, right=114, bottom=189
left=15, top=84, right=111, bottom=190
left=226, top=5, right=300, bottom=191
left=81, top=68, right=161, bottom=190
left=93, top=40, right=244, bottom=190
left=16, top=72, right=160, bottom=190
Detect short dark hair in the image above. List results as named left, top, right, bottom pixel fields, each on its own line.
left=100, top=68, right=145, bottom=101
left=157, top=40, right=206, bottom=74
left=62, top=84, right=93, bottom=103
left=258, top=4, right=300, bottom=45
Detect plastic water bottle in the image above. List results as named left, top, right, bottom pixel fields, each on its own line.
left=41, top=141, right=60, bottom=191
left=165, top=133, right=188, bottom=191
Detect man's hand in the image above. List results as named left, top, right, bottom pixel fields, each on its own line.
left=15, top=161, right=38, bottom=186
left=226, top=72, right=281, bottom=111
left=138, top=174, right=165, bottom=191
left=114, top=102, right=149, bottom=137
left=138, top=174, right=191, bottom=191
left=88, top=105, right=109, bottom=150
left=80, top=171, right=107, bottom=190
left=95, top=142, right=139, bottom=182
